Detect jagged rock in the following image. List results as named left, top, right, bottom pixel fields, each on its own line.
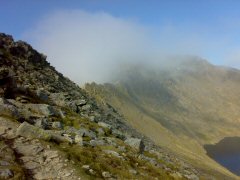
left=103, top=150, right=123, bottom=159
left=102, top=171, right=112, bottom=178
left=0, top=169, right=13, bottom=179
left=34, top=118, right=48, bottom=129
left=75, top=99, right=87, bottom=106
left=16, top=122, right=70, bottom=144
left=16, top=122, right=51, bottom=141
left=15, top=144, right=44, bottom=156
left=89, top=139, right=105, bottom=146
left=81, top=104, right=91, bottom=111
left=124, top=137, right=145, bottom=153
left=25, top=104, right=64, bottom=118
left=35, top=89, right=49, bottom=102
left=184, top=173, right=199, bottom=180
left=63, top=133, right=74, bottom=144
left=112, top=129, right=125, bottom=140
left=77, top=128, right=96, bottom=139
left=82, top=165, right=90, bottom=170
left=129, top=169, right=137, bottom=175
left=52, top=121, right=63, bottom=130
left=98, top=122, right=112, bottom=129
left=74, top=135, right=83, bottom=145
left=96, top=128, right=105, bottom=136
left=0, top=98, right=20, bottom=119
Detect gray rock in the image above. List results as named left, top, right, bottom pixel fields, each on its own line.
left=98, top=122, right=112, bottom=129
left=0, top=169, right=13, bottom=179
left=15, top=144, right=44, bottom=156
left=77, top=128, right=96, bottom=139
left=90, top=139, right=105, bottom=146
left=103, top=150, right=123, bottom=159
left=16, top=122, right=69, bottom=144
left=52, top=121, right=63, bottom=130
left=0, top=160, right=10, bottom=166
left=124, top=137, right=145, bottom=153
left=82, top=165, right=90, bottom=170
left=16, top=122, right=51, bottom=141
left=35, top=89, right=49, bottom=102
left=74, top=135, right=83, bottom=145
left=112, top=129, right=125, bottom=140
left=25, top=104, right=64, bottom=118
left=63, top=134, right=74, bottom=144
left=184, top=173, right=199, bottom=180
left=81, top=104, right=91, bottom=111
left=0, top=98, right=20, bottom=119
left=97, top=128, right=105, bottom=136
left=75, top=99, right=87, bottom=106
left=102, top=171, right=112, bottom=178
left=34, top=118, right=48, bottom=129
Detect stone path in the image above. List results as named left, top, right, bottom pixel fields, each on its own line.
left=0, top=117, right=81, bottom=180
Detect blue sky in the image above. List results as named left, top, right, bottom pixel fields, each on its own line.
left=1, top=0, right=240, bottom=83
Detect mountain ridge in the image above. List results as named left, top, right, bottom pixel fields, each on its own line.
left=0, top=32, right=219, bottom=179
left=84, top=59, right=240, bottom=179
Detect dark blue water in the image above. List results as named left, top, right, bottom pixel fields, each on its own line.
left=204, top=137, right=240, bottom=175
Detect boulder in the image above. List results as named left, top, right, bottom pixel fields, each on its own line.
left=76, top=128, right=96, bottom=139
left=75, top=99, right=87, bottom=106
left=16, top=122, right=70, bottom=143
left=124, top=138, right=145, bottom=153
left=16, top=122, right=51, bottom=141
left=74, top=135, right=83, bottom=145
left=89, top=139, right=105, bottom=146
left=98, top=122, right=112, bottom=129
left=52, top=121, right=63, bottom=130
left=0, top=169, right=13, bottom=179
left=25, top=104, right=64, bottom=118
left=35, top=89, right=49, bottom=102
left=34, top=118, right=48, bottom=129
left=102, top=171, right=112, bottom=178
left=0, top=98, right=20, bottom=119
left=81, top=104, right=91, bottom=111
left=112, top=129, right=125, bottom=140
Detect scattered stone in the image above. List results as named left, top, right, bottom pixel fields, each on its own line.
left=16, top=122, right=51, bottom=141
left=96, top=128, right=105, bottom=136
left=129, top=169, right=137, bottom=175
left=52, top=121, right=63, bottom=130
left=75, top=99, right=87, bottom=106
left=82, top=165, right=90, bottom=170
left=77, top=128, right=96, bottom=139
left=112, top=129, right=125, bottom=140
left=102, top=171, right=112, bottom=178
left=98, top=122, right=112, bottom=129
left=90, top=139, right=105, bottom=146
left=81, top=104, right=91, bottom=111
left=0, top=169, right=13, bottom=179
left=124, top=137, right=145, bottom=153
left=34, top=118, right=48, bottom=129
left=74, top=134, right=83, bottom=145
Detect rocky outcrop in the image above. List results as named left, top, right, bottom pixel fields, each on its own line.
left=0, top=33, right=203, bottom=179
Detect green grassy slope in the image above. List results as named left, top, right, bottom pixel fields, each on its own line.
left=84, top=58, right=240, bottom=178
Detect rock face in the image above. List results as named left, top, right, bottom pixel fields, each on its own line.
left=124, top=137, right=145, bottom=153
left=16, top=121, right=52, bottom=141
left=0, top=33, right=206, bottom=179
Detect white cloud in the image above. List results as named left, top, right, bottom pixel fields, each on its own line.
left=23, top=9, right=240, bottom=84
left=24, top=10, right=153, bottom=84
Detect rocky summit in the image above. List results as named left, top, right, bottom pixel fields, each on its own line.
left=0, top=32, right=223, bottom=180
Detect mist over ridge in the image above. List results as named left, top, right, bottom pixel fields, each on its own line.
left=23, top=9, right=239, bottom=85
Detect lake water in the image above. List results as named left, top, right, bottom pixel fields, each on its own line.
left=204, top=137, right=240, bottom=175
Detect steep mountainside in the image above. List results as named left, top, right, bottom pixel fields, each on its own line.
left=85, top=59, right=240, bottom=179
left=0, top=33, right=216, bottom=179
